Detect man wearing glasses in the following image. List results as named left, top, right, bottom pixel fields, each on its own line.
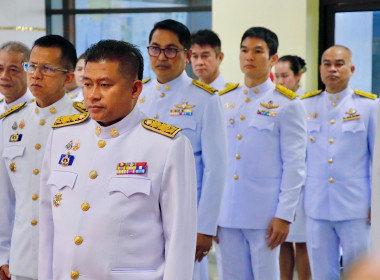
left=0, top=41, right=34, bottom=115
left=138, top=19, right=227, bottom=280
left=0, top=35, right=81, bottom=280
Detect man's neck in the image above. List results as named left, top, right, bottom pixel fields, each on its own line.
left=36, top=92, right=65, bottom=108
left=325, top=85, right=348, bottom=94
left=200, top=71, right=220, bottom=85
left=244, top=74, right=268, bottom=88
left=5, top=91, right=26, bottom=105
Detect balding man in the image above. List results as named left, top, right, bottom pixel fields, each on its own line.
left=0, top=41, right=33, bottom=114
left=301, top=45, right=378, bottom=280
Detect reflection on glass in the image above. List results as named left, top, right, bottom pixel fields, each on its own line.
left=75, top=12, right=211, bottom=78
left=335, top=11, right=380, bottom=95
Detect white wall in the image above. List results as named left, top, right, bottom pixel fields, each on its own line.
left=212, top=0, right=319, bottom=91
left=0, top=0, right=46, bottom=48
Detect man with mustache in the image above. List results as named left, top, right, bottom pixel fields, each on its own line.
left=138, top=19, right=227, bottom=280
left=301, top=45, right=377, bottom=279
left=218, top=26, right=307, bottom=279
left=0, top=41, right=33, bottom=114
left=38, top=39, right=197, bottom=280
left=0, top=35, right=81, bottom=280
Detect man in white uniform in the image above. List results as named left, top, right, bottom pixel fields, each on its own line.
left=191, top=29, right=226, bottom=89
left=0, top=35, right=80, bottom=280
left=190, top=29, right=237, bottom=280
left=0, top=41, right=33, bottom=114
left=302, top=45, right=377, bottom=279
left=138, top=19, right=227, bottom=280
left=38, top=39, right=197, bottom=280
left=218, top=27, right=307, bottom=280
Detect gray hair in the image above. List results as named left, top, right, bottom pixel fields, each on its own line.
left=0, top=41, right=30, bottom=62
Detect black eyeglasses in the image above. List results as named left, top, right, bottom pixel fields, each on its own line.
left=147, top=46, right=187, bottom=59
left=23, top=62, right=69, bottom=75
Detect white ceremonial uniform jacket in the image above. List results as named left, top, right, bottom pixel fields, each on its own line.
left=0, top=89, right=34, bottom=114
left=0, top=95, right=79, bottom=279
left=66, top=87, right=83, bottom=102
left=218, top=79, right=307, bottom=229
left=302, top=88, right=378, bottom=221
left=138, top=71, right=227, bottom=236
left=371, top=93, right=380, bottom=249
left=209, top=73, right=227, bottom=90
left=38, top=106, right=197, bottom=280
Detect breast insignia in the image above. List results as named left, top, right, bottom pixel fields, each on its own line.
left=218, top=83, right=240, bottom=96
left=192, top=80, right=217, bottom=95
left=275, top=84, right=298, bottom=100
left=353, top=89, right=377, bottom=100
left=141, top=118, right=182, bottom=138
left=0, top=101, right=27, bottom=120
left=73, top=101, right=88, bottom=113
left=142, top=78, right=151, bottom=84
left=52, top=112, right=89, bottom=128
left=300, top=90, right=323, bottom=100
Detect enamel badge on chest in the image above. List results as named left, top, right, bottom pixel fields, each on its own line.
left=170, top=99, right=195, bottom=116
left=117, top=162, right=147, bottom=175
left=9, top=133, right=22, bottom=142
left=257, top=100, right=278, bottom=117
left=343, top=108, right=360, bottom=121
left=53, top=193, right=62, bottom=207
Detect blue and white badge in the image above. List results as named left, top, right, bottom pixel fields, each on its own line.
left=9, top=133, right=22, bottom=142
left=59, top=152, right=74, bottom=166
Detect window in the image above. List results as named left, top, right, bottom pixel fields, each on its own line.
left=46, top=0, right=211, bottom=78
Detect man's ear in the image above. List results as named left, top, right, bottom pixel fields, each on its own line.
left=218, top=52, right=224, bottom=63
left=131, top=80, right=143, bottom=99
left=270, top=53, right=279, bottom=67
left=185, top=49, right=192, bottom=64
left=63, top=72, right=75, bottom=87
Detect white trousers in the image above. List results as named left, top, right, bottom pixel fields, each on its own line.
left=218, top=227, right=280, bottom=280
left=193, top=256, right=208, bottom=280
left=306, top=217, right=370, bottom=280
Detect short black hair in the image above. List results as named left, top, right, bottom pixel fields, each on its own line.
left=191, top=29, right=221, bottom=56
left=241, top=27, right=278, bottom=57
left=84, top=40, right=144, bottom=80
left=279, top=55, right=307, bottom=75
left=33, top=35, right=77, bottom=71
left=149, top=19, right=191, bottom=49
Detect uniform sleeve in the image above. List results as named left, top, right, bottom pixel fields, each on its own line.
left=197, top=95, right=227, bottom=235
left=0, top=120, right=15, bottom=267
left=275, top=99, right=307, bottom=222
left=160, top=135, right=197, bottom=280
left=368, top=98, right=378, bottom=163
left=38, top=130, right=54, bottom=280
left=371, top=99, right=380, bottom=249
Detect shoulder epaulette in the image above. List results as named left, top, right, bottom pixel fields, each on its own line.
left=142, top=78, right=151, bottom=84
left=275, top=84, right=298, bottom=100
left=0, top=97, right=4, bottom=103
left=0, top=101, right=27, bottom=120
left=353, top=89, right=377, bottom=100
left=73, top=101, right=88, bottom=113
left=192, top=80, right=217, bottom=95
left=300, top=90, right=323, bottom=100
left=218, top=83, right=240, bottom=96
left=52, top=112, right=89, bottom=128
left=141, top=118, right=182, bottom=138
